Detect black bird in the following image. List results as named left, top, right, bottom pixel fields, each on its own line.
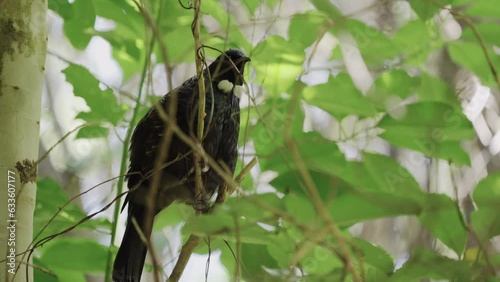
left=112, top=49, right=251, bottom=282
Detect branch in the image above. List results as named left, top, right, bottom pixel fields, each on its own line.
left=154, top=103, right=257, bottom=280
left=166, top=235, right=200, bottom=282
left=33, top=123, right=93, bottom=167
left=164, top=158, right=257, bottom=282
left=283, top=46, right=361, bottom=281
left=126, top=2, right=177, bottom=281
left=192, top=0, right=206, bottom=214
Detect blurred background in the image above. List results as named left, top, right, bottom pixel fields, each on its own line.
left=36, top=0, right=500, bottom=281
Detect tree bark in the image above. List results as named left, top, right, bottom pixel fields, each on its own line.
left=0, top=0, right=47, bottom=281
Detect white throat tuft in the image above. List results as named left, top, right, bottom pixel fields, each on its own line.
left=217, top=80, right=233, bottom=93
left=233, top=85, right=246, bottom=99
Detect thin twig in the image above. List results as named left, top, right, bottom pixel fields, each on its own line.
left=34, top=123, right=93, bottom=167
left=192, top=0, right=207, bottom=214
left=217, top=157, right=257, bottom=204
left=131, top=1, right=178, bottom=281
left=158, top=104, right=251, bottom=192
left=167, top=235, right=200, bottom=282
left=105, top=1, right=161, bottom=279
left=285, top=227, right=330, bottom=282
left=165, top=154, right=256, bottom=282
left=283, top=41, right=361, bottom=281
left=141, top=97, right=178, bottom=282
left=426, top=0, right=500, bottom=88
left=193, top=0, right=206, bottom=141
left=153, top=119, right=257, bottom=282
left=234, top=216, right=241, bottom=282
left=20, top=174, right=132, bottom=268
left=164, top=154, right=256, bottom=282
left=285, top=139, right=360, bottom=282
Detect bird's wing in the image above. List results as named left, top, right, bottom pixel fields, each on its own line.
left=214, top=95, right=240, bottom=174
left=125, top=105, right=165, bottom=208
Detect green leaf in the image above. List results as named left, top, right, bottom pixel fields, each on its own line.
left=247, top=98, right=305, bottom=156
left=48, top=269, right=85, bottom=282
left=98, top=30, right=144, bottom=79
left=369, top=70, right=418, bottom=110
left=354, top=239, right=393, bottom=275
left=160, top=28, right=199, bottom=62
left=284, top=194, right=318, bottom=224
left=389, top=248, right=471, bottom=282
left=91, top=0, right=145, bottom=79
left=35, top=178, right=111, bottom=239
left=289, top=11, right=329, bottom=48
left=369, top=71, right=459, bottom=110
left=302, top=73, right=378, bottom=120
left=252, top=36, right=305, bottom=95
left=302, top=245, right=343, bottom=275
left=266, top=137, right=424, bottom=223
left=238, top=0, right=260, bottom=13
left=409, top=0, right=453, bottom=20
left=63, top=64, right=127, bottom=136
left=464, top=0, right=500, bottom=18
left=492, top=253, right=500, bottom=266
left=41, top=238, right=108, bottom=272
left=182, top=212, right=232, bottom=235
left=267, top=232, right=297, bottom=268
left=34, top=256, right=59, bottom=282
left=93, top=0, right=142, bottom=34
left=223, top=193, right=284, bottom=225
left=379, top=102, right=474, bottom=165
left=267, top=137, right=426, bottom=225
left=380, top=103, right=473, bottom=140
left=462, top=22, right=500, bottom=46
left=369, top=70, right=461, bottom=109
left=271, top=170, right=345, bottom=199
left=471, top=173, right=500, bottom=241
left=448, top=41, right=500, bottom=86
left=310, top=0, right=342, bottom=19
left=329, top=190, right=421, bottom=226
left=363, top=153, right=425, bottom=202
left=269, top=137, right=394, bottom=194
left=417, top=73, right=460, bottom=106
left=184, top=214, right=272, bottom=244
left=62, top=0, right=96, bottom=49
left=472, top=173, right=500, bottom=207
left=241, top=243, right=280, bottom=279
left=49, top=0, right=73, bottom=19
left=75, top=124, right=109, bottom=139
left=335, top=20, right=400, bottom=65
left=393, top=19, right=435, bottom=65
left=153, top=203, right=195, bottom=231
left=471, top=210, right=500, bottom=244
left=201, top=1, right=251, bottom=51
left=418, top=194, right=466, bottom=254
left=263, top=134, right=346, bottom=176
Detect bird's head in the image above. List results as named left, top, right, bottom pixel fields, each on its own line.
left=208, top=49, right=251, bottom=86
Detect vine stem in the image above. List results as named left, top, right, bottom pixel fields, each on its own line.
left=192, top=0, right=206, bottom=214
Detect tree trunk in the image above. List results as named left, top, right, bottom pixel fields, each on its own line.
left=0, top=0, right=47, bottom=281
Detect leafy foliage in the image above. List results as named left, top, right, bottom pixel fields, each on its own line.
left=34, top=179, right=111, bottom=281
left=36, top=0, right=500, bottom=281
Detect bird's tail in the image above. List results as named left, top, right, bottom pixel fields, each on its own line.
left=113, top=204, right=149, bottom=282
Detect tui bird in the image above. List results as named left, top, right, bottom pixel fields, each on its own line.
left=112, top=49, right=251, bottom=282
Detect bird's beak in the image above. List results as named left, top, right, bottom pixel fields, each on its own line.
left=243, top=56, right=251, bottom=63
